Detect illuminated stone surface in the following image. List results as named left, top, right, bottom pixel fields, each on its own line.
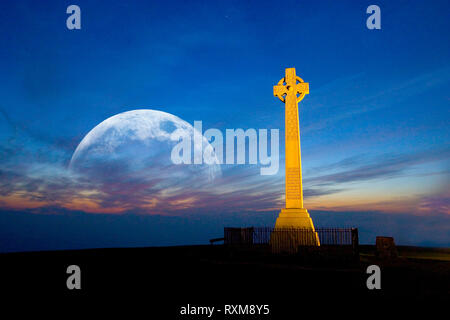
left=273, top=68, right=319, bottom=246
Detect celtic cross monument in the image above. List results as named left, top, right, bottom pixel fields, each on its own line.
left=273, top=67, right=319, bottom=246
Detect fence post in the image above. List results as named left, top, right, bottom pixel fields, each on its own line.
left=351, top=228, right=359, bottom=258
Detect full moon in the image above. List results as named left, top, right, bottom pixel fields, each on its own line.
left=69, top=109, right=221, bottom=201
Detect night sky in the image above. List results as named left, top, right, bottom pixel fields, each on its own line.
left=0, top=0, right=449, bottom=252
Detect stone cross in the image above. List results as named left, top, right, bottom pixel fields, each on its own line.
left=273, top=68, right=309, bottom=209
left=270, top=68, right=319, bottom=246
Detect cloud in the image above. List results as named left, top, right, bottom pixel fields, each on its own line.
left=418, top=193, right=450, bottom=215
left=302, top=66, right=450, bottom=133
left=0, top=107, right=79, bottom=158
left=303, top=188, right=345, bottom=197
left=1, top=142, right=448, bottom=216
left=0, top=155, right=284, bottom=215
left=304, top=148, right=450, bottom=186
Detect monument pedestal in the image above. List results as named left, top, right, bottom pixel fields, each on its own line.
left=271, top=208, right=320, bottom=253
left=275, top=208, right=317, bottom=229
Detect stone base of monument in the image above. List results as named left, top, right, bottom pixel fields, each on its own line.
left=270, top=208, right=320, bottom=254
left=274, top=208, right=318, bottom=229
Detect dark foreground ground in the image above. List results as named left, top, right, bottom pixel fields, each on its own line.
left=1, top=245, right=449, bottom=316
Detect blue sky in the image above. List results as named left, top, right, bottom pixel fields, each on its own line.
left=0, top=0, right=449, bottom=251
